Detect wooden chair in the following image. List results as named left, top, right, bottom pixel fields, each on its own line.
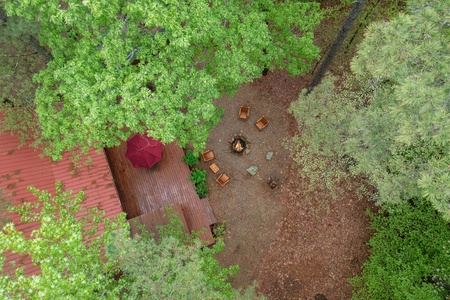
left=255, top=116, right=269, bottom=131
left=209, top=163, right=219, bottom=173
left=201, top=150, right=215, bottom=162
left=216, top=173, right=230, bottom=186
left=239, top=106, right=250, bottom=120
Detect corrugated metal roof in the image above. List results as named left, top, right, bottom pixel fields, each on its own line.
left=105, top=142, right=216, bottom=245
left=0, top=131, right=123, bottom=276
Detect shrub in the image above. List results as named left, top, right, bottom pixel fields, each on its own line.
left=190, top=168, right=206, bottom=185
left=182, top=150, right=199, bottom=166
left=189, top=168, right=208, bottom=198
left=350, top=200, right=450, bottom=300
left=195, top=182, right=209, bottom=199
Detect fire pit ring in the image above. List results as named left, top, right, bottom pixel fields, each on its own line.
left=230, top=136, right=248, bottom=154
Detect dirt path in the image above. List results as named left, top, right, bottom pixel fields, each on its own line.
left=200, top=71, right=374, bottom=299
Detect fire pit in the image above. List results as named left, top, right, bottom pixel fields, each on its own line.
left=230, top=135, right=249, bottom=154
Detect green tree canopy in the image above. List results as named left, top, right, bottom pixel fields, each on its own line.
left=289, top=0, right=450, bottom=219
left=110, top=209, right=264, bottom=299
left=0, top=182, right=128, bottom=299
left=350, top=200, right=450, bottom=299
left=0, top=9, right=45, bottom=146
left=0, top=184, right=264, bottom=299
left=287, top=74, right=364, bottom=195
left=2, top=0, right=322, bottom=159
left=347, top=0, right=450, bottom=218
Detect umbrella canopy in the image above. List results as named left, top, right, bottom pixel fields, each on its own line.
left=125, top=134, right=163, bottom=169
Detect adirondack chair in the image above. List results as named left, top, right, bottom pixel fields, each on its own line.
left=201, top=150, right=215, bottom=162
left=209, top=163, right=219, bottom=173
left=239, top=106, right=250, bottom=120
left=216, top=173, right=230, bottom=186
left=255, top=116, right=269, bottom=131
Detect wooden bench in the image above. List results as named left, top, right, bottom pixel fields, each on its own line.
left=216, top=173, right=230, bottom=186
left=201, top=150, right=215, bottom=162
left=255, top=116, right=269, bottom=131
left=209, top=163, right=219, bottom=173
left=239, top=106, right=250, bottom=120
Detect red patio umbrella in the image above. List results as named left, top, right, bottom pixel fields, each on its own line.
left=125, top=133, right=163, bottom=169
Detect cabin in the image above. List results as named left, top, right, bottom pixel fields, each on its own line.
left=0, top=127, right=217, bottom=275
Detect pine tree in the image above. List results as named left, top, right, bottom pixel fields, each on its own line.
left=347, top=0, right=450, bottom=218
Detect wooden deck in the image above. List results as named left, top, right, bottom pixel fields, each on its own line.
left=105, top=142, right=216, bottom=244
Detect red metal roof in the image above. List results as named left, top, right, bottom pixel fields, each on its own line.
left=0, top=131, right=123, bottom=276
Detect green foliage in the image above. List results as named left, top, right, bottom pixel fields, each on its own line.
left=0, top=11, right=40, bottom=108
left=182, top=149, right=199, bottom=166
left=330, top=0, right=406, bottom=22
left=287, top=74, right=363, bottom=195
left=195, top=182, right=209, bottom=199
left=0, top=189, right=11, bottom=228
left=315, top=0, right=406, bottom=75
left=155, top=206, right=200, bottom=244
left=0, top=184, right=263, bottom=299
left=0, top=182, right=129, bottom=299
left=109, top=207, right=264, bottom=299
left=290, top=0, right=450, bottom=218
left=190, top=168, right=207, bottom=185
left=189, top=168, right=209, bottom=198
left=2, top=0, right=322, bottom=160
left=0, top=11, right=45, bottom=147
left=350, top=200, right=450, bottom=299
left=347, top=0, right=450, bottom=218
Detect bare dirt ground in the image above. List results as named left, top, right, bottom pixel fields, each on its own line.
left=199, top=70, right=375, bottom=300
left=199, top=71, right=297, bottom=288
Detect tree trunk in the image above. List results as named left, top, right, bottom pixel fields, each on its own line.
left=307, top=0, right=367, bottom=93
left=344, top=0, right=381, bottom=54
left=28, top=35, right=53, bottom=62
left=0, top=8, right=8, bottom=23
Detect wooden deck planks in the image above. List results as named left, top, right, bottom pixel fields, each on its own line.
left=105, top=142, right=215, bottom=244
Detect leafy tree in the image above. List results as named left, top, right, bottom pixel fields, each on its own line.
left=0, top=183, right=263, bottom=299
left=350, top=200, right=450, bottom=299
left=0, top=182, right=129, bottom=299
left=109, top=208, right=265, bottom=299
left=2, top=0, right=322, bottom=160
left=289, top=0, right=450, bottom=218
left=347, top=0, right=450, bottom=218
left=0, top=189, right=11, bottom=229
left=287, top=74, right=364, bottom=195
left=0, top=9, right=45, bottom=146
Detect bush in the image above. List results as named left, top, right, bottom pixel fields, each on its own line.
left=350, top=200, right=450, bottom=300
left=190, top=168, right=206, bottom=185
left=189, top=168, right=208, bottom=198
left=195, top=182, right=209, bottom=199
left=182, top=150, right=199, bottom=166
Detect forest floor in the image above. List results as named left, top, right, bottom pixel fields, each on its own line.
left=200, top=70, right=375, bottom=300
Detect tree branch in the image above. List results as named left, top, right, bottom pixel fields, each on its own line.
left=307, top=0, right=367, bottom=93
